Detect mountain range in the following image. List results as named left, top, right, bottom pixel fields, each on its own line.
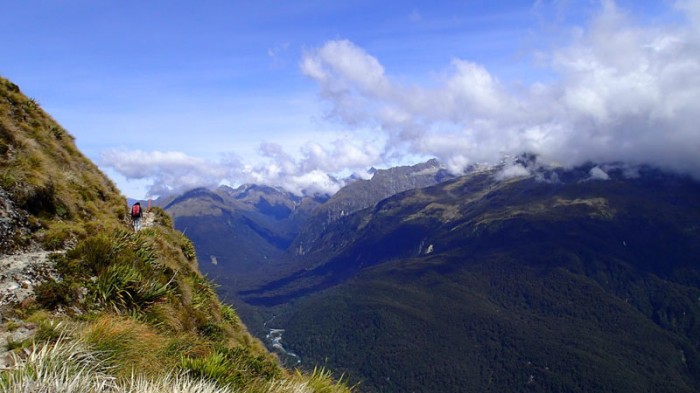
left=165, top=160, right=700, bottom=392
left=161, top=159, right=452, bottom=301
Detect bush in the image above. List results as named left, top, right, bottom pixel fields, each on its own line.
left=67, top=233, right=117, bottom=275
left=21, top=181, right=64, bottom=219
left=34, top=279, right=77, bottom=309
left=150, top=206, right=173, bottom=228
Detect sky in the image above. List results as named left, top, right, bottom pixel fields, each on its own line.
left=2, top=0, right=699, bottom=198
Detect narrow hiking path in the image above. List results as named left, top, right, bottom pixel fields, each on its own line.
left=2, top=211, right=157, bottom=308
left=0, top=210, right=158, bottom=366
left=141, top=211, right=156, bottom=229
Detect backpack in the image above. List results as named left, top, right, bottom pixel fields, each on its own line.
left=131, top=204, right=141, bottom=217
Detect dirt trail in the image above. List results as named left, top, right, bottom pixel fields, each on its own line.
left=0, top=211, right=159, bottom=365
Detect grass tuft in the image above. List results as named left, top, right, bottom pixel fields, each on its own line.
left=81, top=315, right=169, bottom=379
left=0, top=336, right=117, bottom=392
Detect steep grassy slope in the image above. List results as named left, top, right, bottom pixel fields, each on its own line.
left=0, top=77, right=351, bottom=392
left=0, top=79, right=125, bottom=253
left=244, top=166, right=700, bottom=392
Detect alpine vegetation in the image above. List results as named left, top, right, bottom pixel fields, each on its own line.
left=1, top=335, right=349, bottom=393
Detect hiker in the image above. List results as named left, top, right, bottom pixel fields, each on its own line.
left=131, top=202, right=143, bottom=231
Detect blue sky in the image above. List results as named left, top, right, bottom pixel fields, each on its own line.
left=2, top=1, right=698, bottom=197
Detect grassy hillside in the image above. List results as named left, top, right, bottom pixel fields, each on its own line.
left=0, top=78, right=125, bottom=253
left=0, top=77, right=351, bottom=392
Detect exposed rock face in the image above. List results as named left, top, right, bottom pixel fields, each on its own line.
left=0, top=250, right=59, bottom=368
left=0, top=251, right=56, bottom=307
left=0, top=188, right=33, bottom=254
left=323, top=159, right=451, bottom=222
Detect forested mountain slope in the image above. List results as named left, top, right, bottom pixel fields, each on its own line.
left=242, top=164, right=700, bottom=392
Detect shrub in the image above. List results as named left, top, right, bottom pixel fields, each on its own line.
left=22, top=181, right=58, bottom=217
left=34, top=319, right=64, bottom=343
left=34, top=279, right=77, bottom=309
left=221, top=304, right=241, bottom=328
left=68, top=233, right=118, bottom=275
left=301, top=366, right=356, bottom=393
left=150, top=206, right=173, bottom=228
left=40, top=222, right=82, bottom=250
left=179, top=233, right=196, bottom=261
left=199, top=322, right=225, bottom=341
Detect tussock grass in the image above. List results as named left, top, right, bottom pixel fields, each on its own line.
left=119, top=373, right=230, bottom=393
left=0, top=77, right=125, bottom=252
left=0, top=337, right=117, bottom=392
left=80, top=315, right=170, bottom=379
left=0, top=327, right=353, bottom=393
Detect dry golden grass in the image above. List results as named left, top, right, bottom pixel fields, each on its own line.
left=80, top=315, right=171, bottom=378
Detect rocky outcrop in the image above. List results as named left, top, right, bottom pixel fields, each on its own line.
left=0, top=251, right=56, bottom=308
left=0, top=188, right=33, bottom=254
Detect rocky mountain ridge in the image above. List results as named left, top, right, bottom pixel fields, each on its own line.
left=292, top=159, right=453, bottom=255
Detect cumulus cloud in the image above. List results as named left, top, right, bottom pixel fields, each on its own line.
left=101, top=136, right=383, bottom=197
left=101, top=150, right=231, bottom=196
left=301, top=0, right=700, bottom=179
left=106, top=1, right=700, bottom=197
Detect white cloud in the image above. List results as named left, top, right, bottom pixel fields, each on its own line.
left=300, top=1, right=700, bottom=179
left=307, top=39, right=390, bottom=96
left=102, top=136, right=382, bottom=197
left=101, top=150, right=231, bottom=196
left=494, top=164, right=532, bottom=181
left=105, top=1, right=700, bottom=197
left=588, top=166, right=610, bottom=181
